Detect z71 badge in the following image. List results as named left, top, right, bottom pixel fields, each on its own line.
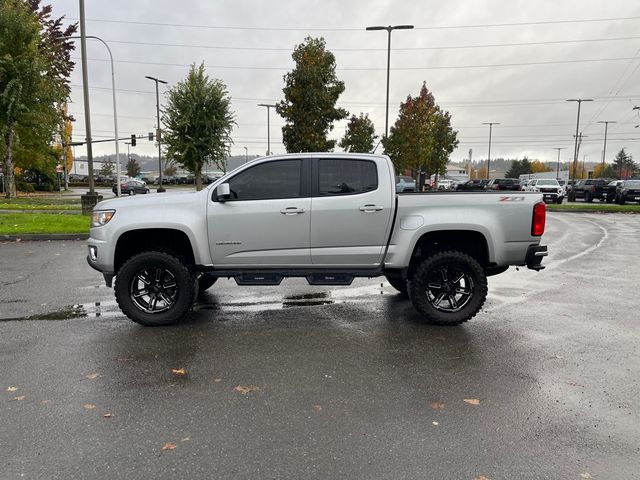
left=499, top=196, right=525, bottom=202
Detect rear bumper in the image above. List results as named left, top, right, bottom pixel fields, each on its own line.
left=525, top=245, right=548, bottom=271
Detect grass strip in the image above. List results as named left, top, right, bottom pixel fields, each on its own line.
left=0, top=203, right=80, bottom=211
left=0, top=212, right=90, bottom=235
left=548, top=203, right=640, bottom=213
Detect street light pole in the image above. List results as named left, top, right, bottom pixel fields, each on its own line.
left=597, top=120, right=615, bottom=170
left=145, top=76, right=168, bottom=192
left=566, top=98, right=593, bottom=197
left=553, top=147, right=567, bottom=180
left=258, top=104, right=277, bottom=155
left=482, top=122, right=500, bottom=180
left=366, top=24, right=414, bottom=138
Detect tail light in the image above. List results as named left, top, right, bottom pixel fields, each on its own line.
left=532, top=202, right=546, bottom=236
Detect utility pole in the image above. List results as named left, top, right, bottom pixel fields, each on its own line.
left=145, top=76, right=168, bottom=192
left=566, top=98, right=593, bottom=199
left=597, top=120, right=615, bottom=170
left=366, top=24, right=414, bottom=138
left=258, top=104, right=277, bottom=155
left=482, top=122, right=500, bottom=179
left=78, top=0, right=98, bottom=212
left=553, top=147, right=567, bottom=180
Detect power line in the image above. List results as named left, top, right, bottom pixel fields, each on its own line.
left=67, top=15, right=640, bottom=32
left=75, top=55, right=640, bottom=71
left=102, top=35, right=640, bottom=52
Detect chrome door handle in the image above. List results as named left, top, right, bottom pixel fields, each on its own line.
left=280, top=207, right=305, bottom=215
left=359, top=204, right=383, bottom=212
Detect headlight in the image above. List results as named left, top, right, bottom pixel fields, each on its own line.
left=91, top=210, right=115, bottom=227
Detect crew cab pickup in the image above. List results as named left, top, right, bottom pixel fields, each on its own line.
left=87, top=153, right=548, bottom=327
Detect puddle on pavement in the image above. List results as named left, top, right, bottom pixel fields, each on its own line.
left=1, top=283, right=391, bottom=321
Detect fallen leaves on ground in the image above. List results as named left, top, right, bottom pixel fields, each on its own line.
left=213, top=378, right=222, bottom=383
left=464, top=399, right=481, bottom=405
left=6, top=387, right=17, bottom=392
left=103, top=413, right=113, bottom=418
left=83, top=403, right=96, bottom=410
left=431, top=402, right=446, bottom=409
left=13, top=396, right=25, bottom=401
left=162, top=442, right=177, bottom=451
left=234, top=385, right=259, bottom=395
left=181, top=437, right=190, bottom=442
left=432, top=421, right=439, bottom=426
left=85, top=373, right=100, bottom=380
left=580, top=473, right=593, bottom=479
left=40, top=400, right=49, bottom=405
left=312, top=405, right=323, bottom=412
left=171, top=368, right=186, bottom=376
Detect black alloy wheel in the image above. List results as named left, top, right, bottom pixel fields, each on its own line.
left=115, top=251, right=195, bottom=326
left=408, top=250, right=487, bottom=326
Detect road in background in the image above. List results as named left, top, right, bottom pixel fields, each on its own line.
left=0, top=213, right=638, bottom=479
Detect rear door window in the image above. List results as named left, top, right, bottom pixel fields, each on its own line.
left=317, top=159, right=378, bottom=196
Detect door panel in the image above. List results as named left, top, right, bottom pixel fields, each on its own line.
left=310, top=158, right=393, bottom=266
left=207, top=158, right=312, bottom=267
left=208, top=198, right=311, bottom=266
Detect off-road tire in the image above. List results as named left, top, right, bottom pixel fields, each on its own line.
left=407, top=250, right=487, bottom=326
left=198, top=276, right=217, bottom=292
left=385, top=272, right=408, bottom=296
left=115, top=251, right=195, bottom=326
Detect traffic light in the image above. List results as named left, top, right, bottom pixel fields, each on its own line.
left=148, top=132, right=154, bottom=141
left=131, top=134, right=136, bottom=147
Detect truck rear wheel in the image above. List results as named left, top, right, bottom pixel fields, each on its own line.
left=115, top=251, right=195, bottom=326
left=407, top=251, right=487, bottom=326
left=385, top=272, right=408, bottom=296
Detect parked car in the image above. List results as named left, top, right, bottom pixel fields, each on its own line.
left=68, top=174, right=87, bottom=183
left=436, top=179, right=454, bottom=190
left=395, top=176, right=416, bottom=192
left=527, top=179, right=564, bottom=204
left=582, top=178, right=612, bottom=202
left=615, top=179, right=640, bottom=204
left=603, top=180, right=624, bottom=203
left=486, top=178, right=520, bottom=191
left=455, top=179, right=489, bottom=191
left=113, top=179, right=150, bottom=196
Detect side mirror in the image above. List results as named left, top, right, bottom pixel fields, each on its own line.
left=216, top=183, right=231, bottom=202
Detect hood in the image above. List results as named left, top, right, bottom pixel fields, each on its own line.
left=94, top=188, right=209, bottom=211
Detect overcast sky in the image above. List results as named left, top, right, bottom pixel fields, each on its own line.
left=54, top=0, right=640, bottom=167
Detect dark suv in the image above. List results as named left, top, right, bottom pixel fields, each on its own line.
left=615, top=180, right=640, bottom=204
left=486, top=178, right=520, bottom=191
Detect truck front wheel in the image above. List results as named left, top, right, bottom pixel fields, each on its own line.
left=407, top=251, right=487, bottom=326
left=115, top=251, right=195, bottom=326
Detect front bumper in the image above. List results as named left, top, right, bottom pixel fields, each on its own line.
left=86, top=254, right=114, bottom=288
left=525, top=245, right=548, bottom=271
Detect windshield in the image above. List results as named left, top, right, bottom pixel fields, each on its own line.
left=624, top=180, right=640, bottom=188
left=537, top=180, right=559, bottom=186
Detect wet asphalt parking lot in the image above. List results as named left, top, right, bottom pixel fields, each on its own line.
left=0, top=212, right=639, bottom=480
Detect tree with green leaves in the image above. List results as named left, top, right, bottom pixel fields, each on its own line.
left=276, top=37, right=348, bottom=152
left=339, top=113, right=377, bottom=153
left=506, top=157, right=532, bottom=178
left=382, top=83, right=458, bottom=179
left=162, top=63, right=235, bottom=190
left=0, top=0, right=76, bottom=198
left=126, top=157, right=140, bottom=177
left=612, top=148, right=637, bottom=179
left=100, top=158, right=114, bottom=177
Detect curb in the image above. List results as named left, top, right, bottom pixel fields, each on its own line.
left=1, top=233, right=89, bottom=242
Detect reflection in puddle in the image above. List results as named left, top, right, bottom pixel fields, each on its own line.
left=1, top=283, right=392, bottom=321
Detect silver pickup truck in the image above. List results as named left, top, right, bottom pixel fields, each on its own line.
left=87, top=153, right=547, bottom=327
